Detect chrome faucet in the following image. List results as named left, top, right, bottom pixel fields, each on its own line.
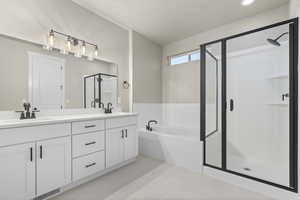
left=146, top=120, right=158, bottom=131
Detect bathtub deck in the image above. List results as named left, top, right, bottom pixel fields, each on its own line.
left=51, top=156, right=273, bottom=200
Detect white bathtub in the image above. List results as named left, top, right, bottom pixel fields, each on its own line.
left=139, top=126, right=203, bottom=172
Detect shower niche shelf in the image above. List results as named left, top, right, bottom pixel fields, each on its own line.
left=266, top=102, right=288, bottom=106
left=267, top=73, right=288, bottom=80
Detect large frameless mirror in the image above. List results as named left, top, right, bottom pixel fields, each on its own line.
left=0, top=34, right=118, bottom=111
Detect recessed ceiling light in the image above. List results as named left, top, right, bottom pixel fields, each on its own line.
left=241, top=0, right=255, bottom=6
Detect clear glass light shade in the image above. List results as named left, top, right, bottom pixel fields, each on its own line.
left=82, top=42, right=86, bottom=55
left=67, top=37, right=72, bottom=51
left=94, top=46, right=99, bottom=57
left=48, top=30, right=54, bottom=47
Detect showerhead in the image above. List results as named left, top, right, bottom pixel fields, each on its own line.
left=267, top=32, right=289, bottom=47
left=267, top=38, right=281, bottom=46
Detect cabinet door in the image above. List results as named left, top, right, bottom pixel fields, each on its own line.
left=0, top=143, right=35, bottom=200
left=37, top=137, right=71, bottom=196
left=106, top=128, right=124, bottom=168
left=124, top=125, right=138, bottom=161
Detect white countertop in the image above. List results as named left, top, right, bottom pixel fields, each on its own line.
left=0, top=112, right=138, bottom=129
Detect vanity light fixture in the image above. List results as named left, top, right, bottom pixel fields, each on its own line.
left=94, top=46, right=99, bottom=57
left=46, top=29, right=100, bottom=60
left=67, top=36, right=72, bottom=51
left=241, top=0, right=255, bottom=6
left=48, top=30, right=55, bottom=47
left=82, top=41, right=86, bottom=55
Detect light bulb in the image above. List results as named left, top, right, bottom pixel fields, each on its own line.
left=48, top=30, right=54, bottom=47
left=94, top=46, right=99, bottom=57
left=82, top=41, right=86, bottom=55
left=241, top=0, right=255, bottom=6
left=67, top=36, right=72, bottom=51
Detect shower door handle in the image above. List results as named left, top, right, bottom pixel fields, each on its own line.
left=230, top=99, right=234, bottom=111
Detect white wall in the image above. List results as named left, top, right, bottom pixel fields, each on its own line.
left=131, top=31, right=163, bottom=127
left=0, top=0, right=130, bottom=111
left=132, top=31, right=162, bottom=103
left=290, top=0, right=300, bottom=17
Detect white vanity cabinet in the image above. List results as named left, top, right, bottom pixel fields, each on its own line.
left=71, top=119, right=106, bottom=181
left=106, top=117, right=138, bottom=168
left=0, top=143, right=36, bottom=200
left=124, top=125, right=138, bottom=161
left=106, top=128, right=125, bottom=167
left=0, top=123, right=71, bottom=200
left=36, top=137, right=71, bottom=196
left=0, top=113, right=138, bottom=199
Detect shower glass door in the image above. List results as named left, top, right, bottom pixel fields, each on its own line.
left=202, top=42, right=222, bottom=168
left=226, top=24, right=291, bottom=187
left=201, top=18, right=298, bottom=192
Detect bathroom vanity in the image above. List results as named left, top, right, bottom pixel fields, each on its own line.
left=0, top=17, right=138, bottom=200
left=0, top=113, right=138, bottom=200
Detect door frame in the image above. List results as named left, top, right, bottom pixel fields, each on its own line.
left=28, top=52, right=65, bottom=109
left=200, top=18, right=299, bottom=192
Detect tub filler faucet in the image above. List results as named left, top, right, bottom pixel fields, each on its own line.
left=146, top=120, right=158, bottom=131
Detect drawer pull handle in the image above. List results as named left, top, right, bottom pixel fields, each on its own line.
left=85, top=162, right=96, bottom=168
left=40, top=145, right=43, bottom=160
left=125, top=129, right=128, bottom=138
left=85, top=125, right=96, bottom=128
left=85, top=141, right=96, bottom=146
left=30, top=147, right=33, bottom=162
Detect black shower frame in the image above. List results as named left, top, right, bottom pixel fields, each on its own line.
left=83, top=73, right=118, bottom=108
left=200, top=18, right=299, bottom=192
left=204, top=50, right=219, bottom=139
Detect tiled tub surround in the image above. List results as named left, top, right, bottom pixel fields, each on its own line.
left=0, top=112, right=138, bottom=200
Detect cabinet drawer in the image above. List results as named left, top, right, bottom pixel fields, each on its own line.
left=0, top=123, right=71, bottom=147
left=106, top=116, right=137, bottom=129
left=72, top=120, right=105, bottom=134
left=72, top=131, right=105, bottom=158
left=73, top=151, right=105, bottom=181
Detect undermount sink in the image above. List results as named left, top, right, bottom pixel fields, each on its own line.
left=0, top=117, right=54, bottom=124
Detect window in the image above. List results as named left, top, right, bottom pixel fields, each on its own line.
left=169, top=49, right=200, bottom=66
left=170, top=54, right=189, bottom=65
left=190, top=51, right=200, bottom=61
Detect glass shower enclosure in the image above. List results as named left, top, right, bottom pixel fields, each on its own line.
left=83, top=73, right=118, bottom=109
left=200, top=18, right=298, bottom=192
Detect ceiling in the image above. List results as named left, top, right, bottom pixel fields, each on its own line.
left=72, top=0, right=289, bottom=45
